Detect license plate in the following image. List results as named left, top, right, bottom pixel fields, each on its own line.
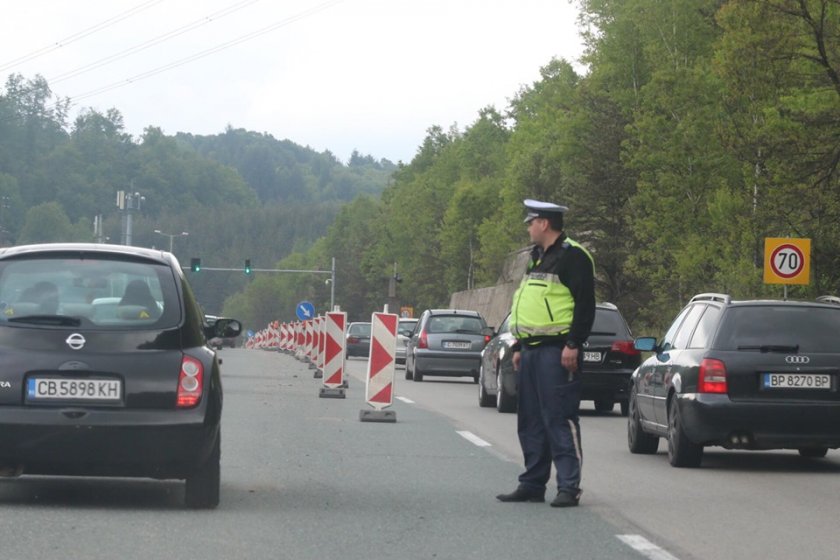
left=583, top=352, right=602, bottom=362
left=27, top=378, right=122, bottom=402
left=443, top=341, right=471, bottom=349
left=762, top=373, right=831, bottom=390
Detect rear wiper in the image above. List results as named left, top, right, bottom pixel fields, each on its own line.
left=454, top=329, right=479, bottom=334
left=737, top=344, right=799, bottom=353
left=589, top=331, right=617, bottom=336
left=7, top=315, right=82, bottom=327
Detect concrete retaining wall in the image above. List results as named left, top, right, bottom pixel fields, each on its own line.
left=448, top=247, right=530, bottom=329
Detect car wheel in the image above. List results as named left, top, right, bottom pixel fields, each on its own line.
left=185, top=432, right=220, bottom=509
left=798, top=447, right=828, bottom=458
left=619, top=400, right=630, bottom=417
left=496, top=368, right=517, bottom=413
left=478, top=367, right=495, bottom=408
left=667, top=398, right=703, bottom=468
left=405, top=365, right=413, bottom=380
left=627, top=388, right=658, bottom=454
left=594, top=399, right=614, bottom=413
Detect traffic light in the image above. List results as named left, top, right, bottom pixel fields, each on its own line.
left=190, top=257, right=201, bottom=272
left=244, top=259, right=252, bottom=275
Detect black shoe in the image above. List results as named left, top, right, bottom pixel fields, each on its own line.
left=496, top=487, right=545, bottom=503
left=550, top=490, right=582, bottom=508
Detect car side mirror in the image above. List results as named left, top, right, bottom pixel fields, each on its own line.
left=215, top=318, right=242, bottom=339
left=634, top=337, right=658, bottom=353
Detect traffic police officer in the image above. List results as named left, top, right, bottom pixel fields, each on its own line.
left=496, top=199, right=595, bottom=508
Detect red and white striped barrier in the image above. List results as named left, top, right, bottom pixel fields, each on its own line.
left=316, top=316, right=326, bottom=371
left=304, top=320, right=314, bottom=363
left=311, top=316, right=323, bottom=378
left=360, top=312, right=398, bottom=422
left=319, top=311, right=346, bottom=398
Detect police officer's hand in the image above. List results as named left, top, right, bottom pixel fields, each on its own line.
left=562, top=346, right=579, bottom=373
left=512, top=350, right=521, bottom=371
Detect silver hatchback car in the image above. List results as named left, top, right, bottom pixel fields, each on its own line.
left=405, top=309, right=489, bottom=383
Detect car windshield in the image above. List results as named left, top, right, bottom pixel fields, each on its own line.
left=427, top=316, right=484, bottom=334
left=398, top=319, right=417, bottom=336
left=0, top=256, right=180, bottom=329
left=715, top=305, right=840, bottom=353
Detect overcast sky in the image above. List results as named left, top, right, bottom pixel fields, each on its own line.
left=1, top=0, right=585, bottom=164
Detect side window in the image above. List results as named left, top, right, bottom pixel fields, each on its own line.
left=660, top=305, right=693, bottom=351
left=688, top=305, right=722, bottom=349
left=671, top=304, right=707, bottom=350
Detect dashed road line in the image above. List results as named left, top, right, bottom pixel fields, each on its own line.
left=457, top=430, right=492, bottom=447
left=395, top=396, right=414, bottom=404
left=617, top=535, right=680, bottom=560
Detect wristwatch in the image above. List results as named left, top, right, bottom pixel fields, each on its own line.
left=565, top=340, right=578, bottom=350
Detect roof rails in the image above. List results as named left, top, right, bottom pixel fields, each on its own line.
left=816, top=295, right=840, bottom=305
left=689, top=293, right=731, bottom=305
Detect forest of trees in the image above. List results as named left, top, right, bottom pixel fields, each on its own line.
left=2, top=1, right=838, bottom=336
left=230, top=0, right=840, bottom=333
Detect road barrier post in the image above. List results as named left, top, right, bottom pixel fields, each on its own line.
left=319, top=311, right=347, bottom=398
left=360, top=311, right=398, bottom=423
left=312, top=316, right=324, bottom=378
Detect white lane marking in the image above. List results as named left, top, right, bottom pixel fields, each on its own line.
left=396, top=396, right=414, bottom=404
left=457, top=430, right=492, bottom=447
left=617, top=535, right=680, bottom=560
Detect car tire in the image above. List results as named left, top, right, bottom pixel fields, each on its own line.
left=667, top=398, right=703, bottom=468
left=594, top=399, right=614, bottom=413
left=496, top=369, right=517, bottom=413
left=619, top=400, right=630, bottom=417
left=798, top=447, right=828, bottom=458
left=478, top=368, right=495, bottom=408
left=405, top=365, right=413, bottom=380
left=413, top=367, right=424, bottom=382
left=627, top=389, right=658, bottom=454
left=185, top=432, right=220, bottom=509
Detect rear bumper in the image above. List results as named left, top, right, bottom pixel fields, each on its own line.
left=346, top=343, right=369, bottom=357
left=580, top=369, right=632, bottom=401
left=416, top=351, right=480, bottom=377
left=0, top=407, right=218, bottom=478
left=677, top=393, right=840, bottom=449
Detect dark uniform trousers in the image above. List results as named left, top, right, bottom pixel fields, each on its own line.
left=516, top=344, right=582, bottom=494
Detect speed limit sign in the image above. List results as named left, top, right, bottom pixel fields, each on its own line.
left=763, top=238, right=810, bottom=285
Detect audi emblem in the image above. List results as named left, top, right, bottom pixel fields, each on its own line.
left=785, top=355, right=810, bottom=364
left=65, top=333, right=86, bottom=351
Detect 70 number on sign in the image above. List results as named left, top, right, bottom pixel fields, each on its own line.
left=770, top=244, right=804, bottom=279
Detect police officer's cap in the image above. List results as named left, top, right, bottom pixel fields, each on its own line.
left=523, top=199, right=568, bottom=223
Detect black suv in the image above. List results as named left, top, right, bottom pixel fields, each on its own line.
left=478, top=303, right=640, bottom=414
left=0, top=243, right=241, bottom=507
left=628, top=293, right=840, bottom=467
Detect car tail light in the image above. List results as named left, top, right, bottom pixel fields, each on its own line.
left=418, top=330, right=428, bottom=349
left=348, top=336, right=359, bottom=344
left=698, top=358, right=728, bottom=393
left=611, top=340, right=641, bottom=356
left=484, top=334, right=491, bottom=345
left=177, top=355, right=204, bottom=408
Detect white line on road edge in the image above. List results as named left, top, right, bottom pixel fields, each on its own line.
left=457, top=430, right=491, bottom=447
left=395, top=396, right=414, bottom=404
left=616, top=535, right=680, bottom=560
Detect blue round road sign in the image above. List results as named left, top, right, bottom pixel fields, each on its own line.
left=296, top=301, right=316, bottom=321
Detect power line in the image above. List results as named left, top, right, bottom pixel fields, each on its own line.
left=67, top=0, right=345, bottom=104
left=49, top=0, right=262, bottom=85
left=0, top=0, right=165, bottom=73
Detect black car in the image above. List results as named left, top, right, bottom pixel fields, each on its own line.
left=478, top=303, right=640, bottom=415
left=0, top=243, right=241, bottom=507
left=346, top=321, right=371, bottom=357
left=628, top=293, right=840, bottom=467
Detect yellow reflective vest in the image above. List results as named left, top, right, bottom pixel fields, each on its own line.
left=510, top=237, right=594, bottom=343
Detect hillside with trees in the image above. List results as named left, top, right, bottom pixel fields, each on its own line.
left=224, top=0, right=840, bottom=334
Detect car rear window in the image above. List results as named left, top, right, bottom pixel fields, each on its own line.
left=349, top=323, right=371, bottom=336
left=715, top=305, right=840, bottom=353
left=427, top=315, right=484, bottom=334
left=0, top=256, right=181, bottom=330
left=589, top=309, right=631, bottom=337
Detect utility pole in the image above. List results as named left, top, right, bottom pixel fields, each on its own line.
left=117, top=189, right=144, bottom=246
